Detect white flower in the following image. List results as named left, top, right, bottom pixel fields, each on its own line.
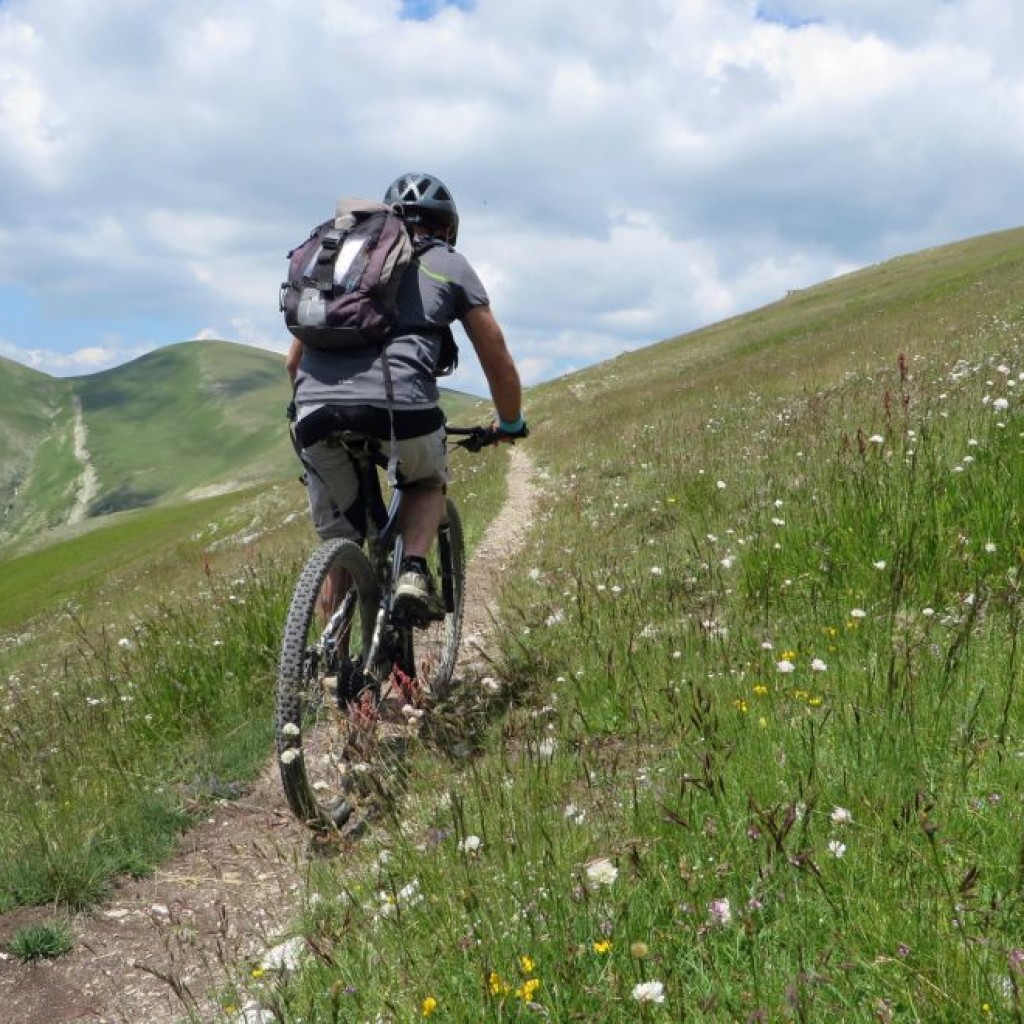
left=868, top=434, right=885, bottom=444
left=716, top=480, right=727, bottom=490
left=458, top=835, right=483, bottom=853
left=585, top=857, right=619, bottom=886
left=776, top=660, right=796, bottom=674
left=873, top=560, right=887, bottom=570
left=564, top=803, right=586, bottom=825
left=279, top=749, right=301, bottom=765
left=831, top=806, right=853, bottom=825
left=828, top=839, right=847, bottom=858
left=850, top=608, right=867, bottom=619
left=117, top=638, right=133, bottom=650
left=281, top=722, right=300, bottom=737
left=993, top=397, right=1010, bottom=411
left=922, top=607, right=935, bottom=617
left=632, top=981, right=666, bottom=1005
left=810, top=658, right=827, bottom=672
left=720, top=556, right=735, bottom=569
left=985, top=542, right=998, bottom=553
left=537, top=737, right=558, bottom=760
left=650, top=566, right=664, bottom=576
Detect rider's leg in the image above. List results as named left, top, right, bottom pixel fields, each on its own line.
left=398, top=485, right=445, bottom=559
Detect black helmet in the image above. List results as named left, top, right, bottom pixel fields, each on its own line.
left=384, top=172, right=459, bottom=244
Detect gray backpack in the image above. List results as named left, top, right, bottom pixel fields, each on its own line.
left=280, top=199, right=413, bottom=350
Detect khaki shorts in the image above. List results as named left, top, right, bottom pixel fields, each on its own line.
left=302, top=426, right=448, bottom=542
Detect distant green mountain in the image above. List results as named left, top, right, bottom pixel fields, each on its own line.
left=0, top=339, right=478, bottom=556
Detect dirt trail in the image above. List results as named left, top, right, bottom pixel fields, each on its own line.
left=0, top=448, right=538, bottom=1024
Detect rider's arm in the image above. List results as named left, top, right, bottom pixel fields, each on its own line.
left=286, top=335, right=303, bottom=385
left=462, top=305, right=522, bottom=426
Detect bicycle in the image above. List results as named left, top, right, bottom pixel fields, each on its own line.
left=275, top=422, right=502, bottom=832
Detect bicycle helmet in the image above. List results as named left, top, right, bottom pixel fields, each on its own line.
left=383, top=172, right=459, bottom=245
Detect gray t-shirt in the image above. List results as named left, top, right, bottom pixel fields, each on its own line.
left=293, top=239, right=489, bottom=408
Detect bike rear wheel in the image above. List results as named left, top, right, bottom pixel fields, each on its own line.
left=396, top=498, right=466, bottom=702
left=276, top=538, right=378, bottom=831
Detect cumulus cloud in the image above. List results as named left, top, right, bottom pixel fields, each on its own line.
left=0, top=0, right=1023, bottom=385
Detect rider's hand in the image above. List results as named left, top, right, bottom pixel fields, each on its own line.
left=493, top=415, right=529, bottom=442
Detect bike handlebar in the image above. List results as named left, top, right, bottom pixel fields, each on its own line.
left=446, top=423, right=528, bottom=452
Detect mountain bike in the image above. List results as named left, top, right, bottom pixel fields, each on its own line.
left=275, top=423, right=501, bottom=832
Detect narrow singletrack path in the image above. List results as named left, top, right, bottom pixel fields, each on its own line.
left=0, top=448, right=538, bottom=1024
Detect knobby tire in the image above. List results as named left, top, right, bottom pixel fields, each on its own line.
left=276, top=538, right=377, bottom=831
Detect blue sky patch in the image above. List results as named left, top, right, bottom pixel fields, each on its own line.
left=754, top=3, right=820, bottom=29
left=399, top=0, right=474, bottom=22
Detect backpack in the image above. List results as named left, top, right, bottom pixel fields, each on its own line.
left=280, top=199, right=413, bottom=351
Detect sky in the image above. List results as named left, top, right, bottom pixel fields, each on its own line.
left=1, top=0, right=1024, bottom=396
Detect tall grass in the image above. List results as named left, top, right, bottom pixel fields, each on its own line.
left=219, top=236, right=1024, bottom=1022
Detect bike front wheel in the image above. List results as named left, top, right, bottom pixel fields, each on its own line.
left=397, top=498, right=466, bottom=703
left=276, top=537, right=379, bottom=831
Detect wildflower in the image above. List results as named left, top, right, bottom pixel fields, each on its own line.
left=850, top=608, right=867, bottom=619
left=993, top=398, right=1010, bottom=411
left=828, top=839, right=847, bottom=858
left=593, top=939, right=612, bottom=954
left=516, top=977, right=541, bottom=1001
left=519, top=954, right=535, bottom=974
left=776, top=660, right=796, bottom=674
left=708, top=898, right=732, bottom=925
left=922, top=607, right=935, bottom=617
left=117, top=637, right=133, bottom=650
left=810, top=658, right=827, bottom=672
left=281, top=722, right=300, bottom=738
left=753, top=685, right=768, bottom=696
left=985, top=542, right=998, bottom=553
left=422, top=996, right=438, bottom=1017
left=869, top=434, right=885, bottom=444
left=632, top=980, right=666, bottom=1004
left=873, top=560, right=887, bottom=570
left=585, top=857, right=618, bottom=887
left=650, top=566, right=664, bottom=576
left=489, top=971, right=512, bottom=997
left=564, top=803, right=586, bottom=824
left=458, top=835, right=483, bottom=854
left=279, top=749, right=301, bottom=765
left=630, top=941, right=650, bottom=958
left=537, top=737, right=557, bottom=760
left=831, top=807, right=853, bottom=824
left=733, top=698, right=748, bottom=712
left=716, top=480, right=727, bottom=490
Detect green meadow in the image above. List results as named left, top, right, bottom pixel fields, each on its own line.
left=3, top=226, right=1024, bottom=1020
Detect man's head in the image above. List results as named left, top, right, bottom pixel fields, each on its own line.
left=384, top=173, right=459, bottom=245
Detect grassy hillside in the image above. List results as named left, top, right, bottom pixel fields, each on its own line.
left=72, top=341, right=294, bottom=513
left=3, top=225, right=1024, bottom=1020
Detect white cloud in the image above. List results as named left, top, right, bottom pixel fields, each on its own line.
left=0, top=0, right=1023, bottom=383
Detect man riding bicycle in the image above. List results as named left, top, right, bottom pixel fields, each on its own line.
left=286, top=172, right=527, bottom=621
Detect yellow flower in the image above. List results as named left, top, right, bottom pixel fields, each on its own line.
left=519, top=954, right=535, bottom=974
left=733, top=698, right=749, bottom=712
left=489, top=971, right=511, bottom=997
left=781, top=650, right=797, bottom=661
left=422, top=996, right=438, bottom=1017
left=753, top=684, right=768, bottom=696
left=516, top=978, right=541, bottom=1001
left=250, top=967, right=265, bottom=979
left=593, top=939, right=613, bottom=954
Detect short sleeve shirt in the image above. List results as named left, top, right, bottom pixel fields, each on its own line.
left=293, top=240, right=489, bottom=409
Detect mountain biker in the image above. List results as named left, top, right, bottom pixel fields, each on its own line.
left=286, top=172, right=527, bottom=621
